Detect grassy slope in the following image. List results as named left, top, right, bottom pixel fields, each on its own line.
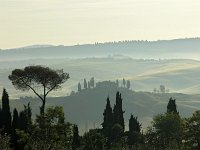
left=10, top=85, right=200, bottom=132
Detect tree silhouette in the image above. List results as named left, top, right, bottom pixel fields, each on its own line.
left=88, top=81, right=91, bottom=89
left=116, top=80, right=119, bottom=87
left=12, top=108, right=19, bottom=129
left=123, top=78, right=126, bottom=87
left=72, top=125, right=80, bottom=150
left=82, top=129, right=106, bottom=150
left=127, top=80, right=131, bottom=89
left=1, top=89, right=12, bottom=134
left=146, top=113, right=182, bottom=149
left=167, top=97, right=178, bottom=114
left=18, top=103, right=32, bottom=131
left=160, top=85, right=165, bottom=94
left=78, top=82, right=81, bottom=92
left=102, top=97, right=113, bottom=130
left=90, top=77, right=95, bottom=88
left=185, top=110, right=200, bottom=149
left=128, top=114, right=142, bottom=146
left=102, top=97, right=113, bottom=146
left=84, top=79, right=87, bottom=89
left=129, top=114, right=141, bottom=133
left=11, top=108, right=19, bottom=149
left=113, top=92, right=125, bottom=131
left=8, top=65, right=69, bottom=114
left=0, top=107, right=2, bottom=129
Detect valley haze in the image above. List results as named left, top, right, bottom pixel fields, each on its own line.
left=1, top=38, right=200, bottom=132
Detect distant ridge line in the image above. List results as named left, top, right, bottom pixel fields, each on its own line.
left=2, top=37, right=200, bottom=50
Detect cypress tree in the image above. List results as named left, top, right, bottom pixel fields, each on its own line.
left=102, top=97, right=113, bottom=130
left=113, top=92, right=125, bottom=131
left=116, top=80, right=119, bottom=87
left=25, top=103, right=32, bottom=125
left=11, top=108, right=19, bottom=150
left=102, top=97, right=113, bottom=147
left=167, top=97, right=178, bottom=114
left=18, top=103, right=32, bottom=131
left=123, top=78, right=126, bottom=87
left=129, top=114, right=141, bottom=133
left=12, top=108, right=19, bottom=129
left=0, top=106, right=2, bottom=128
left=72, top=125, right=80, bottom=150
left=18, top=111, right=27, bottom=130
left=84, top=79, right=87, bottom=89
left=90, top=77, right=95, bottom=88
left=88, top=81, right=90, bottom=89
left=1, top=88, right=12, bottom=133
left=78, top=83, right=81, bottom=92
left=128, top=114, right=142, bottom=147
left=127, top=80, right=131, bottom=89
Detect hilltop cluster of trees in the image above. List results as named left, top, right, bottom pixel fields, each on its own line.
left=77, top=78, right=131, bottom=93
left=153, top=85, right=170, bottom=94
left=78, top=77, right=95, bottom=92
left=116, top=78, right=131, bottom=89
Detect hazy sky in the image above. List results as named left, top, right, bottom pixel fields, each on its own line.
left=1, top=0, right=200, bottom=49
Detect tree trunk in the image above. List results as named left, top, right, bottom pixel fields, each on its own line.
left=40, top=99, right=46, bottom=115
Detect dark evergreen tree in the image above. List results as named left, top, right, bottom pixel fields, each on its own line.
left=167, top=97, right=178, bottom=114
left=102, top=97, right=113, bottom=130
left=160, top=85, right=165, bottom=94
left=128, top=115, right=142, bottom=147
left=84, top=79, right=87, bottom=89
left=18, top=103, right=32, bottom=131
left=113, top=92, right=125, bottom=131
left=72, top=125, right=80, bottom=150
left=102, top=97, right=113, bottom=147
left=123, top=78, right=126, bottom=87
left=129, top=114, right=141, bottom=133
left=0, top=106, right=2, bottom=128
left=88, top=81, right=90, bottom=89
left=90, top=77, right=95, bottom=88
left=82, top=129, right=106, bottom=150
left=111, top=124, right=123, bottom=144
left=116, top=80, right=119, bottom=87
left=78, top=82, right=81, bottom=92
left=1, top=89, right=12, bottom=133
left=11, top=108, right=19, bottom=150
left=127, top=80, right=131, bottom=89
left=127, top=114, right=143, bottom=149
left=18, top=111, right=27, bottom=131
left=12, top=108, right=19, bottom=129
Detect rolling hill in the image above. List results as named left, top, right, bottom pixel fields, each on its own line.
left=1, top=58, right=200, bottom=99
left=9, top=81, right=200, bottom=133
left=1, top=38, right=200, bottom=61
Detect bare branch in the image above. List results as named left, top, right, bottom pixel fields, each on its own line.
left=20, top=78, right=44, bottom=102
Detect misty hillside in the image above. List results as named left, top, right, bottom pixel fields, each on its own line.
left=1, top=58, right=200, bottom=99
left=9, top=81, right=200, bottom=132
left=1, top=38, right=200, bottom=60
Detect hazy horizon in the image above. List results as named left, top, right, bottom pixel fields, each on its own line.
left=1, top=0, right=200, bottom=49
left=1, top=37, right=200, bottom=50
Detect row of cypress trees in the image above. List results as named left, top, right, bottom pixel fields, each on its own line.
left=102, top=92, right=142, bottom=148
left=0, top=89, right=31, bottom=149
